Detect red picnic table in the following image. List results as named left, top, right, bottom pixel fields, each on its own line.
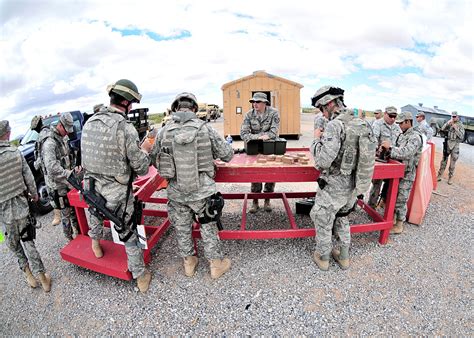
left=60, top=148, right=405, bottom=280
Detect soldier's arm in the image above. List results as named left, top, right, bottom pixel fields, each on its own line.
left=372, top=122, right=381, bottom=143
left=207, top=126, right=234, bottom=163
left=240, top=112, right=259, bottom=141
left=453, top=123, right=465, bottom=140
left=42, top=139, right=68, bottom=184
left=264, top=110, right=280, bottom=140
left=21, top=153, right=37, bottom=197
left=426, top=125, right=434, bottom=140
left=122, top=123, right=150, bottom=176
left=390, top=135, right=422, bottom=160
left=440, top=121, right=450, bottom=131
left=311, top=121, right=342, bottom=170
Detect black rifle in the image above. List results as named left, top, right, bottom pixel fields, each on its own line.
left=443, top=137, right=449, bottom=157
left=66, top=173, right=125, bottom=233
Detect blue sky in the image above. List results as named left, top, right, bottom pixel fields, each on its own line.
left=1, top=0, right=473, bottom=137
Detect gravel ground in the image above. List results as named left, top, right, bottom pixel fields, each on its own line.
left=1, top=114, right=473, bottom=335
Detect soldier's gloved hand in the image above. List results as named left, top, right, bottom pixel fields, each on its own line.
left=357, top=194, right=364, bottom=200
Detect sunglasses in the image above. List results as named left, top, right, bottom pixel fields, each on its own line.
left=388, top=114, right=397, bottom=119
left=253, top=101, right=263, bottom=104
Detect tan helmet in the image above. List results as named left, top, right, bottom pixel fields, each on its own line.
left=60, top=112, right=74, bottom=133
left=107, top=79, right=142, bottom=103
left=311, top=86, right=344, bottom=108
left=171, top=92, right=198, bottom=112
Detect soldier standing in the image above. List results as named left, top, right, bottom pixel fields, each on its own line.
left=414, top=112, right=434, bottom=141
left=240, top=92, right=280, bottom=213
left=42, top=112, right=79, bottom=241
left=380, top=112, right=423, bottom=234
left=368, top=106, right=402, bottom=208
left=150, top=92, right=234, bottom=279
left=310, top=86, right=376, bottom=271
left=81, top=79, right=152, bottom=293
left=0, top=120, right=51, bottom=292
left=30, top=115, right=61, bottom=226
left=437, top=111, right=465, bottom=185
left=371, top=109, right=383, bottom=126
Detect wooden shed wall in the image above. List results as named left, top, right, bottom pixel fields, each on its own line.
left=222, top=74, right=301, bottom=137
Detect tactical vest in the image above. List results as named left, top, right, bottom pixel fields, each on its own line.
left=0, top=146, right=27, bottom=203
left=34, top=126, right=50, bottom=172
left=82, top=111, right=129, bottom=176
left=158, top=118, right=214, bottom=193
left=330, top=110, right=377, bottom=196
left=49, top=130, right=72, bottom=171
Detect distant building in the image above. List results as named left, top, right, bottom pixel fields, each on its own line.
left=401, top=103, right=450, bottom=127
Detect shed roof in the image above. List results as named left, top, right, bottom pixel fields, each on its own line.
left=402, top=104, right=450, bottom=116
left=221, top=70, right=304, bottom=90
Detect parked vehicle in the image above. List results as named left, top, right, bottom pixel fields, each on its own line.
left=430, top=115, right=474, bottom=145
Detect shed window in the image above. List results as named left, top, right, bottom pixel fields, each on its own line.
left=236, top=107, right=242, bottom=114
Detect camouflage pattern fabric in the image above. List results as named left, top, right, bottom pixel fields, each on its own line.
left=251, top=182, right=275, bottom=194
left=0, top=141, right=45, bottom=274
left=389, top=126, right=423, bottom=221
left=34, top=126, right=53, bottom=188
left=82, top=106, right=150, bottom=279
left=438, top=120, right=465, bottom=178
left=240, top=106, right=280, bottom=141
left=414, top=120, right=433, bottom=141
left=314, top=112, right=328, bottom=131
left=168, top=199, right=222, bottom=260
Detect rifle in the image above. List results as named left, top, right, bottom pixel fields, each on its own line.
left=443, top=137, right=448, bottom=157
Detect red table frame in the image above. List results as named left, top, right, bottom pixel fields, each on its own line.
left=61, top=148, right=404, bottom=280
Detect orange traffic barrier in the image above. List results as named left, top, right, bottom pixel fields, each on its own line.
left=406, top=142, right=436, bottom=225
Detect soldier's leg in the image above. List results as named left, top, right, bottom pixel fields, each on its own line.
left=4, top=220, right=29, bottom=271
left=193, top=199, right=222, bottom=260
left=448, top=146, right=460, bottom=178
left=368, top=179, right=382, bottom=207
left=168, top=200, right=196, bottom=257
left=263, top=182, right=275, bottom=211
left=438, top=152, right=449, bottom=177
left=394, top=179, right=415, bottom=222
left=334, top=195, right=355, bottom=251
left=18, top=217, right=46, bottom=274
left=250, top=183, right=262, bottom=212
left=310, top=194, right=337, bottom=258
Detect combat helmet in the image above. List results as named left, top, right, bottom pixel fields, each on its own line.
left=171, top=92, right=198, bottom=112
left=311, top=86, right=345, bottom=108
left=107, top=79, right=142, bottom=103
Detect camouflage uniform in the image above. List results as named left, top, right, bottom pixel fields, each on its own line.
left=389, top=125, right=423, bottom=222
left=310, top=108, right=376, bottom=257
left=314, top=112, right=328, bottom=131
left=42, top=126, right=78, bottom=239
left=0, top=139, right=45, bottom=275
left=415, top=119, right=433, bottom=141
left=240, top=105, right=280, bottom=194
left=368, top=117, right=402, bottom=207
left=151, top=109, right=233, bottom=259
left=81, top=105, right=150, bottom=279
left=438, top=119, right=465, bottom=179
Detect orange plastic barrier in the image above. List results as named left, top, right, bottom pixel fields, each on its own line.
left=406, top=142, right=436, bottom=225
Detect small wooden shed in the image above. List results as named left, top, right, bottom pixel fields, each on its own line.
left=221, top=70, right=303, bottom=138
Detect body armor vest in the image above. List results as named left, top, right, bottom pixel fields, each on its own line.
left=82, top=110, right=129, bottom=176
left=158, top=117, right=214, bottom=193
left=0, top=146, right=27, bottom=203
left=329, top=109, right=376, bottom=195
left=34, top=126, right=50, bottom=172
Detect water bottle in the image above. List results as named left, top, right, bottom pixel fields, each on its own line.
left=226, top=135, right=233, bottom=144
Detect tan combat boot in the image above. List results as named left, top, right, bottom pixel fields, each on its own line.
left=332, top=247, right=350, bottom=270
left=137, top=270, right=152, bottom=293
left=91, top=239, right=103, bottom=258
left=210, top=258, right=231, bottom=279
left=263, top=199, right=272, bottom=212
left=448, top=176, right=454, bottom=185
left=390, top=220, right=404, bottom=234
left=38, top=272, right=51, bottom=292
left=313, top=253, right=329, bottom=271
left=183, top=256, right=198, bottom=277
left=249, top=199, right=259, bottom=213
left=51, top=209, right=61, bottom=226
left=24, top=266, right=37, bottom=288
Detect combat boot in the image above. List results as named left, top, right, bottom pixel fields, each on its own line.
left=332, top=247, right=350, bottom=270
left=390, top=220, right=404, bottom=234
left=249, top=199, right=259, bottom=213
left=448, top=176, right=454, bottom=185
left=51, top=209, right=61, bottom=226
left=38, top=272, right=51, bottom=292
left=210, top=258, right=231, bottom=279
left=183, top=256, right=198, bottom=277
left=137, top=270, right=152, bottom=293
left=24, top=266, right=37, bottom=288
left=263, top=199, right=272, bottom=212
left=91, top=239, right=103, bottom=258
left=312, top=252, right=329, bottom=271
left=437, top=173, right=442, bottom=182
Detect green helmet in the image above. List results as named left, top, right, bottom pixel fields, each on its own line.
left=107, top=79, right=142, bottom=103
left=171, top=92, right=198, bottom=112
left=311, top=86, right=344, bottom=108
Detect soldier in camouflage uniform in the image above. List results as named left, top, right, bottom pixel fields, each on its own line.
left=314, top=109, right=328, bottom=132
left=0, top=120, right=51, bottom=292
left=81, top=79, right=152, bottom=293
left=31, top=115, right=62, bottom=226
left=42, top=112, right=79, bottom=240
left=310, top=86, right=376, bottom=271
left=380, top=112, right=423, bottom=234
left=414, top=112, right=433, bottom=141
left=368, top=106, right=402, bottom=209
left=437, top=111, right=465, bottom=185
left=240, top=92, right=280, bottom=213
left=371, top=109, right=383, bottom=126
left=150, top=92, right=234, bottom=279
